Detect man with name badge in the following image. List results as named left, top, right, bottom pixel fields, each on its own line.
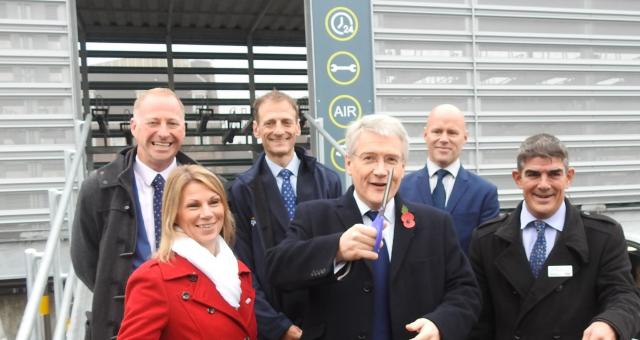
left=469, top=133, right=640, bottom=340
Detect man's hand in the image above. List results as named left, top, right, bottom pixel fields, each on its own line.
left=406, top=318, right=440, bottom=340
left=280, top=324, right=303, bottom=340
left=336, top=224, right=379, bottom=262
left=582, top=321, right=616, bottom=340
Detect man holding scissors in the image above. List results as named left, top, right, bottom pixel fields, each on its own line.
left=266, top=114, right=480, bottom=340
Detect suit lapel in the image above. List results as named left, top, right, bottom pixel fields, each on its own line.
left=257, top=162, right=289, bottom=238
left=516, top=202, right=589, bottom=323
left=494, top=211, right=535, bottom=298
left=296, top=157, right=316, bottom=202
left=446, top=166, right=469, bottom=213
left=418, top=166, right=435, bottom=205
left=390, top=196, right=414, bottom=281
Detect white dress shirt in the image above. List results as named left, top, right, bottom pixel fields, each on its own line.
left=520, top=201, right=566, bottom=260
left=426, top=158, right=460, bottom=207
left=133, top=156, right=178, bottom=250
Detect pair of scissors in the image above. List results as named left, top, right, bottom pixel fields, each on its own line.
left=372, top=167, right=394, bottom=253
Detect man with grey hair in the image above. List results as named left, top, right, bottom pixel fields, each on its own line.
left=267, top=114, right=480, bottom=340
left=469, top=133, right=640, bottom=340
left=71, top=88, right=197, bottom=339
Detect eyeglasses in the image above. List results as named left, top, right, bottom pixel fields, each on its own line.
left=352, top=152, right=402, bottom=169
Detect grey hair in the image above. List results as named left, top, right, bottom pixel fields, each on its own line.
left=345, top=114, right=409, bottom=161
left=517, top=133, right=569, bottom=171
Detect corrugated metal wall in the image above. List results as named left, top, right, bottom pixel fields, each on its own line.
left=0, top=0, right=81, bottom=279
left=372, top=0, right=640, bottom=209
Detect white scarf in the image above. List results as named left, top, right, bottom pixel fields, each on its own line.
left=171, top=232, right=241, bottom=308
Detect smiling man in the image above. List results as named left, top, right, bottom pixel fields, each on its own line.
left=71, top=88, right=197, bottom=339
left=399, top=104, right=499, bottom=253
left=227, top=89, right=341, bottom=340
left=266, top=114, right=480, bottom=340
left=469, top=133, right=640, bottom=340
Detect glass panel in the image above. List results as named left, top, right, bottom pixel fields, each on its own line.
left=0, top=1, right=66, bottom=20
left=378, top=96, right=473, bottom=112
left=0, top=32, right=68, bottom=51
left=478, top=121, right=640, bottom=137
left=0, top=65, right=70, bottom=83
left=377, top=69, right=471, bottom=86
left=480, top=96, right=640, bottom=111
left=0, top=127, right=74, bottom=145
left=478, top=17, right=640, bottom=37
left=0, top=97, right=71, bottom=115
left=477, top=146, right=640, bottom=165
left=478, top=43, right=640, bottom=62
left=375, top=41, right=471, bottom=58
left=0, top=191, right=49, bottom=210
left=0, top=159, right=65, bottom=178
left=479, top=70, right=640, bottom=86
left=478, top=0, right=640, bottom=11
left=375, top=13, right=470, bottom=32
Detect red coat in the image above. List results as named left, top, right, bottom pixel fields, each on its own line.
left=118, top=253, right=257, bottom=340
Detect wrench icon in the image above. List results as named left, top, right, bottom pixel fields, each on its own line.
left=330, top=63, right=357, bottom=73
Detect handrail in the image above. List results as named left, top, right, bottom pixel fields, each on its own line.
left=302, top=111, right=346, bottom=157
left=16, top=114, right=92, bottom=340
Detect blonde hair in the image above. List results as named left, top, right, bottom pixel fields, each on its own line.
left=155, top=165, right=235, bottom=262
left=133, top=87, right=185, bottom=117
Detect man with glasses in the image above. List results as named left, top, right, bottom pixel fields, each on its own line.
left=267, top=114, right=480, bottom=340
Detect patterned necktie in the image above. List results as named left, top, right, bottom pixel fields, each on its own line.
left=279, top=169, right=296, bottom=220
left=151, top=174, right=165, bottom=249
left=365, top=210, right=391, bottom=340
left=432, top=169, right=449, bottom=209
left=529, top=220, right=547, bottom=278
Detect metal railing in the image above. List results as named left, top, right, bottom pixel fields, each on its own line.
left=16, top=114, right=92, bottom=340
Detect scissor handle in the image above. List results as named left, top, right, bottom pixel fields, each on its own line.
left=372, top=213, right=384, bottom=253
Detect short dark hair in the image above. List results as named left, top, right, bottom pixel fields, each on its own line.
left=252, top=89, right=299, bottom=122
left=516, top=133, right=569, bottom=171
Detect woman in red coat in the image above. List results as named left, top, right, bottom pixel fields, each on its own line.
left=118, top=165, right=257, bottom=340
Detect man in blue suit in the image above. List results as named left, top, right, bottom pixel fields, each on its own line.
left=399, top=104, right=499, bottom=252
left=227, top=90, right=342, bottom=340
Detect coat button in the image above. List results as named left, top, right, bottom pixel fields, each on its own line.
left=362, top=286, right=371, bottom=293
left=357, top=334, right=366, bottom=339
left=552, top=336, right=561, bottom=339
left=555, top=285, right=563, bottom=292
left=123, top=205, right=130, bottom=210
left=188, top=274, right=197, bottom=282
left=181, top=291, right=190, bottom=300
left=207, top=307, right=215, bottom=314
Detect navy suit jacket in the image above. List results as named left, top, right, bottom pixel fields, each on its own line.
left=227, top=147, right=342, bottom=339
left=266, top=188, right=481, bottom=340
left=399, top=164, right=500, bottom=252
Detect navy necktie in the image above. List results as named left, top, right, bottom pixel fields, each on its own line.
left=432, top=169, right=449, bottom=209
left=151, top=174, right=165, bottom=249
left=279, top=169, right=296, bottom=220
left=366, top=210, right=391, bottom=340
left=529, top=220, right=547, bottom=278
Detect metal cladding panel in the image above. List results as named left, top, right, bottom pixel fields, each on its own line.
left=0, top=0, right=81, bottom=280
left=372, top=0, right=640, bottom=210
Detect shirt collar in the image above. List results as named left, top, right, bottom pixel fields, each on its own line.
left=133, top=156, right=178, bottom=186
left=520, top=200, right=566, bottom=232
left=265, top=153, right=301, bottom=178
left=426, top=158, right=461, bottom=178
left=352, top=190, right=396, bottom=223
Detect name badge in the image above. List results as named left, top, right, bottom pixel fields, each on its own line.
left=548, top=265, right=573, bottom=277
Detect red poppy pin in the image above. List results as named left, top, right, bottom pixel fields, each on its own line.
left=401, top=205, right=415, bottom=229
